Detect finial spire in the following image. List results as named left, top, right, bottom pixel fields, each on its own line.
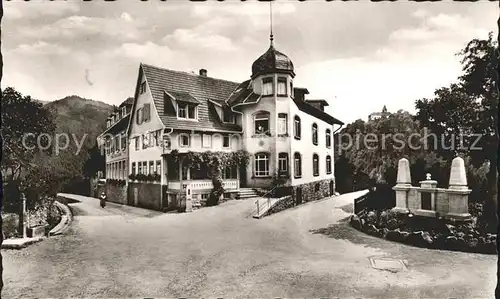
left=269, top=1, right=274, bottom=47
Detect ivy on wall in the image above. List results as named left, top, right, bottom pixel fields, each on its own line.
left=167, top=149, right=251, bottom=206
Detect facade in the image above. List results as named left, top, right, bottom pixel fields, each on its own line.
left=98, top=37, right=343, bottom=211
left=97, top=97, right=134, bottom=204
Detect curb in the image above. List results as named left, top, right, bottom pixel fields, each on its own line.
left=1, top=236, right=46, bottom=250
left=48, top=201, right=73, bottom=236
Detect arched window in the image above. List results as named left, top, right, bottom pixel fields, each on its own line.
left=178, top=133, right=190, bottom=147
left=254, top=152, right=270, bottom=177
left=294, top=152, right=302, bottom=178
left=326, top=129, right=331, bottom=148
left=312, top=123, right=318, bottom=145
left=313, top=154, right=319, bottom=176
left=254, top=111, right=270, bottom=135
left=326, top=155, right=332, bottom=174
left=294, top=115, right=301, bottom=139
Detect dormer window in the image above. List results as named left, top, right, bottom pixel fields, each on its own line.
left=107, top=120, right=111, bottom=128
left=223, top=111, right=235, bottom=123
left=277, top=77, right=287, bottom=96
left=262, top=77, right=274, bottom=96
left=140, top=82, right=146, bottom=94
left=177, top=102, right=197, bottom=120
left=122, top=106, right=127, bottom=117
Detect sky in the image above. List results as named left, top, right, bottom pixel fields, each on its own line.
left=2, top=1, right=497, bottom=124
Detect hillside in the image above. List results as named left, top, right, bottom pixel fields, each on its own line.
left=44, top=96, right=115, bottom=151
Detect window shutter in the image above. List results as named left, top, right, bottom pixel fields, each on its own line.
left=136, top=108, right=142, bottom=125
left=143, top=104, right=151, bottom=122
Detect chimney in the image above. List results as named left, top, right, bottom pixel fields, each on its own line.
left=199, top=69, right=207, bottom=77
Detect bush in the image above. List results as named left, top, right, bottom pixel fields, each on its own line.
left=2, top=213, right=20, bottom=239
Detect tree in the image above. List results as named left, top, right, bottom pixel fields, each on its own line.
left=83, top=144, right=105, bottom=178
left=1, top=87, right=56, bottom=182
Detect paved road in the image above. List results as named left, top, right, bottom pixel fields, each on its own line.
left=2, top=191, right=496, bottom=298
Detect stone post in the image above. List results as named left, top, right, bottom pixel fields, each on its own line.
left=445, top=157, right=472, bottom=221
left=392, top=158, right=411, bottom=214
left=185, top=184, right=193, bottom=212
left=21, top=192, right=27, bottom=238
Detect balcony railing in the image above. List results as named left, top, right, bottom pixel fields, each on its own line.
left=167, top=179, right=239, bottom=191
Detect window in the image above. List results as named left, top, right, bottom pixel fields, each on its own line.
left=149, top=161, right=154, bottom=176
left=142, top=133, right=149, bottom=149
left=138, top=162, right=143, bottom=174
left=121, top=134, right=127, bottom=151
left=134, top=136, right=140, bottom=151
left=312, top=123, right=318, bottom=145
left=115, top=135, right=120, bottom=153
left=122, top=107, right=127, bottom=117
left=106, top=120, right=111, bottom=128
left=118, top=162, right=122, bottom=179
left=290, top=81, right=294, bottom=97
left=143, top=162, right=148, bottom=175
left=136, top=108, right=143, bottom=125
left=178, top=102, right=197, bottom=120
left=123, top=161, right=127, bottom=178
left=278, top=153, right=288, bottom=175
left=254, top=153, right=269, bottom=177
left=326, top=129, right=331, bottom=148
left=326, top=155, right=332, bottom=174
left=278, top=113, right=288, bottom=135
left=262, top=77, right=274, bottom=96
left=294, top=153, right=302, bottom=178
left=179, top=134, right=190, bottom=147
left=294, top=115, right=301, bottom=139
left=223, top=165, right=238, bottom=179
left=178, top=103, right=186, bottom=118
left=132, top=162, right=136, bottom=175
left=156, top=160, right=161, bottom=175
left=140, top=81, right=146, bottom=94
left=201, top=194, right=209, bottom=200
left=254, top=111, right=270, bottom=135
left=223, top=112, right=235, bottom=123
left=223, top=135, right=230, bottom=148
left=181, top=163, right=188, bottom=180
left=313, top=154, right=319, bottom=176
left=202, top=134, right=212, bottom=148
left=277, top=77, right=287, bottom=96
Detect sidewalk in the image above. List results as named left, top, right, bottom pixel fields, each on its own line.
left=2, top=236, right=45, bottom=249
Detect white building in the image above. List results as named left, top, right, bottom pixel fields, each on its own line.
left=99, top=36, right=343, bottom=211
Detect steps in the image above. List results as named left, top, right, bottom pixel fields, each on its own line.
left=238, top=188, right=260, bottom=199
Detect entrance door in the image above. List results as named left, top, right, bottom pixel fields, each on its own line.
left=239, top=165, right=248, bottom=188
left=296, top=187, right=302, bottom=205
left=329, top=181, right=334, bottom=196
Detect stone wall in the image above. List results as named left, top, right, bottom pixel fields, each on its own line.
left=266, top=196, right=294, bottom=216
left=128, top=182, right=162, bottom=211
left=105, top=183, right=127, bottom=205
left=291, top=178, right=334, bottom=204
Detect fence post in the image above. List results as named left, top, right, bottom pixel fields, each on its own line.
left=255, top=200, right=260, bottom=215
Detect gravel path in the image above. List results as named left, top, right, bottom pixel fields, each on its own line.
left=2, top=191, right=496, bottom=298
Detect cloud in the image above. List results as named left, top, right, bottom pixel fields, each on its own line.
left=12, top=41, right=70, bottom=56
left=163, top=29, right=237, bottom=52
left=17, top=14, right=145, bottom=42
left=191, top=3, right=296, bottom=18
left=6, top=1, right=80, bottom=20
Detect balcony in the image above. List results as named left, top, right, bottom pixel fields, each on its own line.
left=167, top=179, right=239, bottom=191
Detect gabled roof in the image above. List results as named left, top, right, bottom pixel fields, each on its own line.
left=120, top=97, right=134, bottom=107
left=98, top=114, right=130, bottom=138
left=225, top=79, right=261, bottom=107
left=165, top=90, right=200, bottom=105
left=140, top=63, right=242, bottom=132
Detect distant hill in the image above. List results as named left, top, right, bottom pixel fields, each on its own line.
left=44, top=95, right=115, bottom=151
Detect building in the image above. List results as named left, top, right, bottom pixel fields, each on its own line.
left=98, top=35, right=343, bottom=211
left=97, top=97, right=134, bottom=204
left=368, top=105, right=390, bottom=122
